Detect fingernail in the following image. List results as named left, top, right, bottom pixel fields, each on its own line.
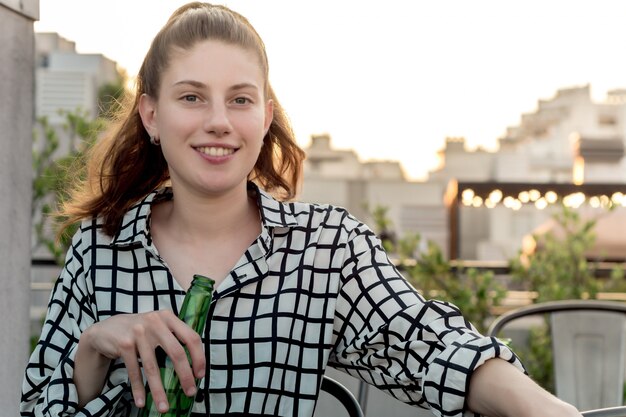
left=186, top=386, right=197, bottom=396
left=197, top=369, right=205, bottom=378
left=159, top=402, right=168, bottom=412
left=135, top=397, right=144, bottom=407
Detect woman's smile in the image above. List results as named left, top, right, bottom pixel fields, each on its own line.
left=193, top=145, right=237, bottom=157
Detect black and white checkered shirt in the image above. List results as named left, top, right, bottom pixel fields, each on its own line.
left=21, top=183, right=523, bottom=417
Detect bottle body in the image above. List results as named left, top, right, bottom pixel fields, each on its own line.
left=141, top=274, right=215, bottom=417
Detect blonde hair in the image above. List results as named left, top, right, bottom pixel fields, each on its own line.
left=60, top=2, right=304, bottom=237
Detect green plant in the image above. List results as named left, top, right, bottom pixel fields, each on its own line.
left=31, top=69, right=126, bottom=265
left=507, top=204, right=607, bottom=394
left=510, top=206, right=600, bottom=302
left=32, top=109, right=106, bottom=265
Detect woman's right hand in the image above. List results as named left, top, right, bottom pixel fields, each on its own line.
left=76, top=310, right=206, bottom=413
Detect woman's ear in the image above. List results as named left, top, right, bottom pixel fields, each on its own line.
left=138, top=93, right=158, bottom=137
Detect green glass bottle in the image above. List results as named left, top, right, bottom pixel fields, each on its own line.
left=141, top=274, right=215, bottom=417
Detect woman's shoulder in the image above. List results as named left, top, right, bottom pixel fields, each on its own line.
left=290, top=199, right=351, bottom=219
left=72, top=216, right=113, bottom=246
left=259, top=189, right=368, bottom=234
left=73, top=188, right=168, bottom=246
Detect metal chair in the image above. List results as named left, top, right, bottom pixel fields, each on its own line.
left=318, top=375, right=364, bottom=417
left=582, top=406, right=626, bottom=417
left=488, top=299, right=626, bottom=411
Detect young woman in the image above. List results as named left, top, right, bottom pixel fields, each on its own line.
left=21, top=3, right=582, bottom=417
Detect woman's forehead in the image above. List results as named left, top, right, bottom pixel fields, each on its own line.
left=161, top=40, right=266, bottom=89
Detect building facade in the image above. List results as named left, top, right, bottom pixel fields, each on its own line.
left=299, top=134, right=447, bottom=257
left=300, top=85, right=626, bottom=262
left=35, top=32, right=120, bottom=154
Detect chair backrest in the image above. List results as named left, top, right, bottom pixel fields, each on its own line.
left=317, top=375, right=364, bottom=417
left=582, top=405, right=626, bottom=417
left=488, top=300, right=626, bottom=411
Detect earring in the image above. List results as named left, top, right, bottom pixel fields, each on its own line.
left=150, top=135, right=160, bottom=146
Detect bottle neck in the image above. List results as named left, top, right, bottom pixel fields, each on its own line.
left=191, top=274, right=215, bottom=292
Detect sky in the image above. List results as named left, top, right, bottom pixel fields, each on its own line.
left=34, top=0, right=626, bottom=180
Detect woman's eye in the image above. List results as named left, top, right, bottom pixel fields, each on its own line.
left=233, top=97, right=250, bottom=105
left=182, top=95, right=198, bottom=102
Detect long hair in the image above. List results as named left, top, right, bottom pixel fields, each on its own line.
left=60, top=2, right=304, bottom=237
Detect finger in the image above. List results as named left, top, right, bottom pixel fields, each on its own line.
left=187, top=332, right=206, bottom=380
left=160, top=334, right=197, bottom=398
left=137, top=339, right=169, bottom=413
left=120, top=350, right=146, bottom=408
left=116, top=326, right=147, bottom=408
left=173, top=323, right=206, bottom=380
left=162, top=311, right=205, bottom=388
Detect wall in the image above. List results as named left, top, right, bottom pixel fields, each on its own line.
left=0, top=0, right=37, bottom=411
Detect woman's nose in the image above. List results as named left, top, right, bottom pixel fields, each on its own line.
left=203, top=103, right=231, bottom=137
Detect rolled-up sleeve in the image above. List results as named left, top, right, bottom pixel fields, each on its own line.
left=20, top=224, right=131, bottom=417
left=330, top=224, right=524, bottom=417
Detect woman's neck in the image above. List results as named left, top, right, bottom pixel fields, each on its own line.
left=160, top=184, right=258, bottom=243
left=149, top=183, right=262, bottom=287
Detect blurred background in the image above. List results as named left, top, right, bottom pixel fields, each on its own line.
left=5, top=0, right=626, bottom=414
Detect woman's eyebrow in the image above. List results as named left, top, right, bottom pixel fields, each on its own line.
left=171, top=80, right=260, bottom=92
left=229, top=82, right=260, bottom=92
left=172, top=79, right=206, bottom=88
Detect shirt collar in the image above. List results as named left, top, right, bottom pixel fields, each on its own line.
left=249, top=182, right=298, bottom=229
left=111, top=182, right=298, bottom=248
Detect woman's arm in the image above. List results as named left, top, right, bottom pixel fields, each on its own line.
left=467, top=358, right=581, bottom=417
left=330, top=219, right=580, bottom=417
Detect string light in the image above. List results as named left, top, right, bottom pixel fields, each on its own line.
left=503, top=196, right=517, bottom=208
left=518, top=191, right=530, bottom=203
left=529, top=189, right=541, bottom=202
left=458, top=187, right=623, bottom=210
left=461, top=188, right=475, bottom=206
left=472, top=196, right=483, bottom=207
left=545, top=191, right=558, bottom=204
left=562, top=192, right=585, bottom=208
left=535, top=197, right=548, bottom=210
left=589, top=196, right=601, bottom=208
left=488, top=189, right=503, bottom=204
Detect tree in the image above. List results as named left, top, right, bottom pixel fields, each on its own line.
left=31, top=109, right=106, bottom=265
left=32, top=71, right=126, bottom=265
left=510, top=206, right=601, bottom=302
left=507, top=204, right=624, bottom=394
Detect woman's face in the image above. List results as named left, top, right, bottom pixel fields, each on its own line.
left=140, top=39, right=273, bottom=197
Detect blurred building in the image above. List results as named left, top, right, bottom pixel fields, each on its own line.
left=442, top=85, right=626, bottom=261
left=299, top=134, right=447, bottom=256
left=35, top=32, right=120, bottom=154
left=431, top=85, right=626, bottom=184
left=300, top=85, right=626, bottom=261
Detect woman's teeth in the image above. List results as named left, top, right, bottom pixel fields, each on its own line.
left=196, top=147, right=235, bottom=157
